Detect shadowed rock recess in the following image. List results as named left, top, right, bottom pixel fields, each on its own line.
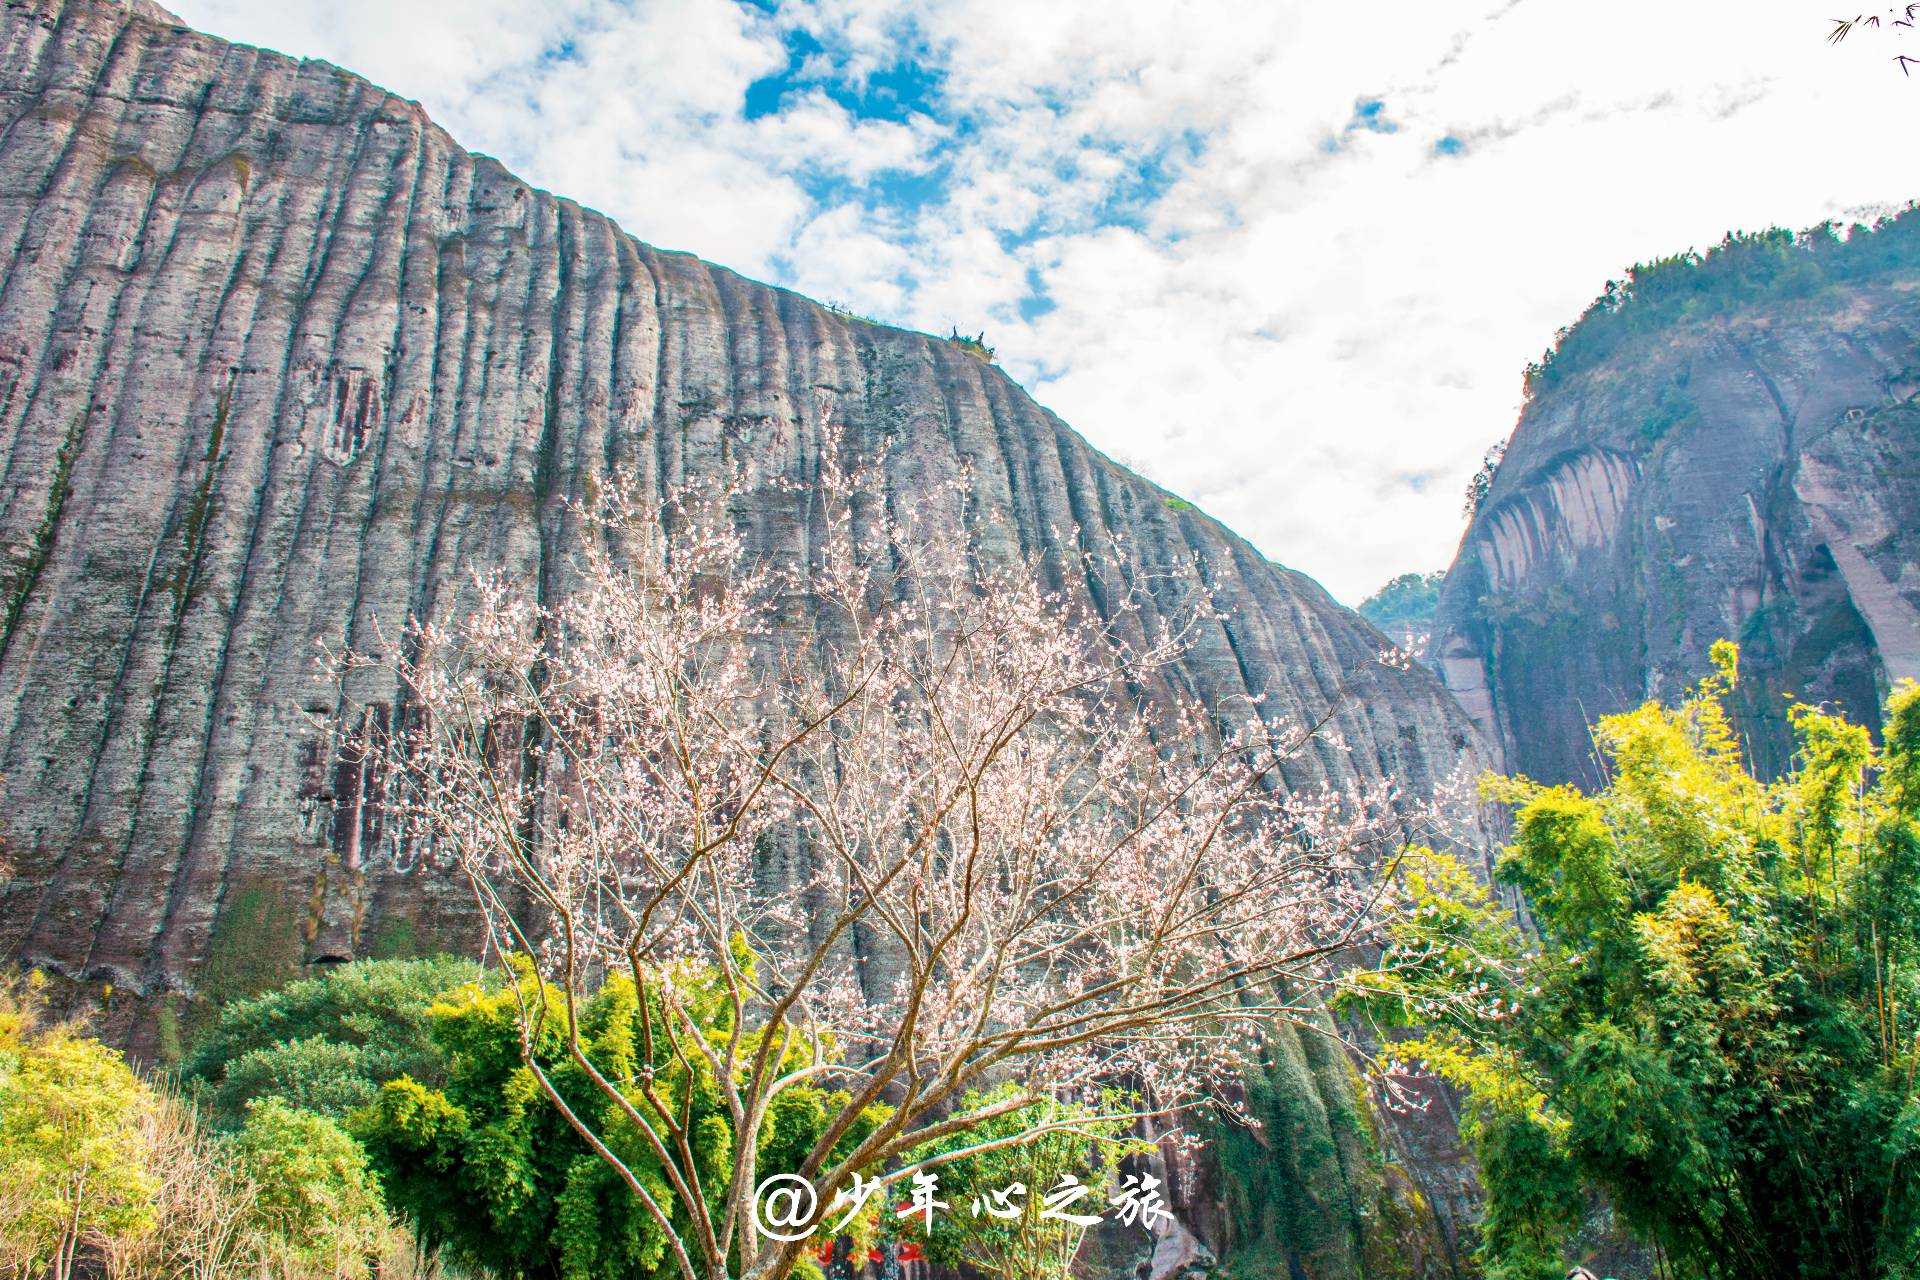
left=1432, top=228, right=1920, bottom=788
left=0, top=0, right=1482, bottom=1269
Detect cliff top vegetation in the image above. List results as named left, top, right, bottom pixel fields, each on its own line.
left=1525, top=204, right=1920, bottom=397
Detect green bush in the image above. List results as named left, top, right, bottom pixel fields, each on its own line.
left=185, top=955, right=481, bottom=1125
left=236, top=1097, right=389, bottom=1278
left=357, top=957, right=887, bottom=1280
left=0, top=977, right=156, bottom=1280
left=1348, top=647, right=1920, bottom=1277
left=910, top=1085, right=1150, bottom=1280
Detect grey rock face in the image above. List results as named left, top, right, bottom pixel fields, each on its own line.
left=1432, top=274, right=1920, bottom=786
left=0, top=0, right=1479, bottom=1030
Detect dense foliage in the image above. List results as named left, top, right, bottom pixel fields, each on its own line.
left=0, top=976, right=156, bottom=1280
left=1204, top=1025, right=1426, bottom=1278
left=0, top=973, right=437, bottom=1280
left=1357, top=571, right=1445, bottom=647
left=8, top=950, right=1143, bottom=1280
left=185, top=955, right=480, bottom=1124
left=1525, top=207, right=1920, bottom=396
left=358, top=955, right=888, bottom=1280
left=1349, top=644, right=1920, bottom=1278
left=234, top=1098, right=390, bottom=1277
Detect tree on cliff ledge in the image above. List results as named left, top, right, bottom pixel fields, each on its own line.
left=337, top=440, right=1423, bottom=1280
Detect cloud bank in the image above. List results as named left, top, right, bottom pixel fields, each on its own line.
left=167, top=0, right=1920, bottom=603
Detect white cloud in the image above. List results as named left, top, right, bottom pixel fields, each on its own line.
left=167, top=0, right=1920, bottom=603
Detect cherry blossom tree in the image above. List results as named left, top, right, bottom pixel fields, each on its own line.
left=336, top=442, right=1430, bottom=1280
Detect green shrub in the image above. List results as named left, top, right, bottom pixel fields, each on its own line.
left=0, top=976, right=157, bottom=1279
left=357, top=957, right=887, bottom=1280
left=236, top=1097, right=389, bottom=1278
left=1348, top=649, right=1920, bottom=1276
left=910, top=1084, right=1150, bottom=1280
left=186, top=955, right=481, bottom=1125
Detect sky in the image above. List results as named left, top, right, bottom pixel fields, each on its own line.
left=164, top=0, right=1920, bottom=605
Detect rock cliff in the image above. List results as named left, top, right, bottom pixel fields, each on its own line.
left=1432, top=223, right=1920, bottom=786
left=0, top=2, right=1483, bottom=1267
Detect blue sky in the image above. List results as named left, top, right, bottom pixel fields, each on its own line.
left=168, top=0, right=1920, bottom=603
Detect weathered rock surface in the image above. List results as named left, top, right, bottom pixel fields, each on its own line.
left=0, top=3, right=1485, bottom=1234
left=1432, top=241, right=1920, bottom=786
left=0, top=3, right=1499, bottom=1271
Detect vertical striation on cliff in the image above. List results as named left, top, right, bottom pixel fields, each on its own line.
left=0, top=0, right=1478, bottom=1012
left=0, top=4, right=1498, bottom=1271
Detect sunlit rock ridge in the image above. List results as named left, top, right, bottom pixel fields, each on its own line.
left=0, top=0, right=1478, bottom=1030
left=1433, top=220, right=1920, bottom=786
